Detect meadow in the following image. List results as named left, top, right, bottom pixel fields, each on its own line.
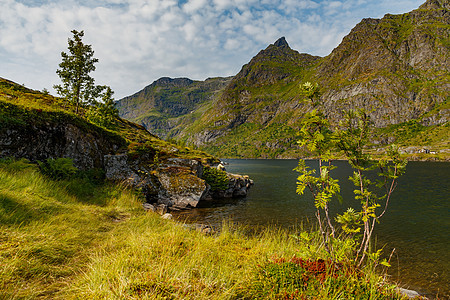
left=0, top=158, right=408, bottom=299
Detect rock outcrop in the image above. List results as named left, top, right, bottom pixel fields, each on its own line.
left=0, top=105, right=125, bottom=170
left=104, top=155, right=252, bottom=210
left=202, top=172, right=254, bottom=200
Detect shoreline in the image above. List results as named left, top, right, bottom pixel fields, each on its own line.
left=220, top=156, right=450, bottom=162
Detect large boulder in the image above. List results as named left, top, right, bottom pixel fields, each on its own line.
left=104, top=154, right=209, bottom=209
left=157, top=167, right=208, bottom=209
left=203, top=172, right=254, bottom=200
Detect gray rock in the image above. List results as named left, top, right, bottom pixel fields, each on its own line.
left=397, top=287, right=422, bottom=299
left=161, top=213, right=173, bottom=220
left=142, top=203, right=155, bottom=212
left=195, top=224, right=214, bottom=235
left=157, top=169, right=208, bottom=209
left=155, top=204, right=168, bottom=215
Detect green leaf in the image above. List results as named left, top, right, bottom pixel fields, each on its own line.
left=381, top=259, right=391, bottom=267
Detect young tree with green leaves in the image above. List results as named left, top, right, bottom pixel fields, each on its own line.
left=54, top=30, right=104, bottom=114
left=295, top=109, right=340, bottom=257
left=334, top=110, right=407, bottom=267
left=295, top=106, right=407, bottom=267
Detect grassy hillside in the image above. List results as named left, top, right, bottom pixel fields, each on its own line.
left=0, top=77, right=218, bottom=164
left=0, top=158, right=410, bottom=299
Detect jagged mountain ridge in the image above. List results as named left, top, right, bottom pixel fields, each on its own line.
left=116, top=0, right=449, bottom=158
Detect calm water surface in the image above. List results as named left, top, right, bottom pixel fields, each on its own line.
left=173, top=160, right=449, bottom=298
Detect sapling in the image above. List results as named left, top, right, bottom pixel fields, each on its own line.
left=295, top=108, right=407, bottom=267
left=335, top=110, right=407, bottom=266
left=295, top=109, right=340, bottom=257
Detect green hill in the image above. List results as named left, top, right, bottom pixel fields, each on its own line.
left=115, top=77, right=232, bottom=139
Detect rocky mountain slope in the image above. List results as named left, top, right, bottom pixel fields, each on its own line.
left=116, top=0, right=449, bottom=159
left=0, top=78, right=252, bottom=210
left=116, top=76, right=232, bottom=139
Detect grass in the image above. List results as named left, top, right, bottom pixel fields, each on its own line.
left=0, top=159, right=409, bottom=299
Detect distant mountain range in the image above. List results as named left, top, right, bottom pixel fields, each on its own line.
left=116, top=0, right=449, bottom=159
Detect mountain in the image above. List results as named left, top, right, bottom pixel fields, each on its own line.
left=315, top=0, right=449, bottom=126
left=116, top=0, right=449, bottom=159
left=115, top=76, right=232, bottom=139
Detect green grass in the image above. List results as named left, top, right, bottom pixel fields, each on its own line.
left=0, top=159, right=409, bottom=299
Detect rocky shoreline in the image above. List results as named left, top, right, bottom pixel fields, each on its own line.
left=105, top=155, right=253, bottom=211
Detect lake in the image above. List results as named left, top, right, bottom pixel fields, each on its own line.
left=173, top=159, right=449, bottom=298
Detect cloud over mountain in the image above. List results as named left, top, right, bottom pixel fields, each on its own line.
left=0, top=0, right=422, bottom=98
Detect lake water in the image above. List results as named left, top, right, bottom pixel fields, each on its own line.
left=173, top=159, right=449, bottom=298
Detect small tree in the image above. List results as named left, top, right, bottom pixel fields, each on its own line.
left=295, top=108, right=407, bottom=267
left=334, top=110, right=407, bottom=267
left=86, top=86, right=119, bottom=128
left=54, top=30, right=103, bottom=114
left=295, top=109, right=340, bottom=257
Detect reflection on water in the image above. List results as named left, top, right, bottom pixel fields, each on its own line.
left=173, top=160, right=450, bottom=298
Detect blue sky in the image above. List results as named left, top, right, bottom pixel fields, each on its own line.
left=1, top=0, right=424, bottom=98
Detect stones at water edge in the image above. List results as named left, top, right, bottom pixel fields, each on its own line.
left=161, top=213, right=173, bottom=220
left=397, top=287, right=424, bottom=299
left=195, top=224, right=215, bottom=235
left=104, top=154, right=253, bottom=211
left=204, top=173, right=253, bottom=199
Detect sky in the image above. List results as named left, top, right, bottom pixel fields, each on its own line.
left=1, top=0, right=424, bottom=99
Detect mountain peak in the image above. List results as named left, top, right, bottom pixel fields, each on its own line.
left=273, top=37, right=289, bottom=48
left=152, top=77, right=194, bottom=87
left=419, top=0, right=449, bottom=9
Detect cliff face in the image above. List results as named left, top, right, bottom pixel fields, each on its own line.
left=0, top=101, right=126, bottom=170
left=116, top=0, right=449, bottom=158
left=316, top=0, right=449, bottom=126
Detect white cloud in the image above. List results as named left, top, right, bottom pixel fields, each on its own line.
left=183, top=0, right=208, bottom=13
left=0, top=0, right=424, bottom=98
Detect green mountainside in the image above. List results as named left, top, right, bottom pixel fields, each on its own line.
left=116, top=77, right=232, bottom=139
left=116, top=0, right=449, bottom=159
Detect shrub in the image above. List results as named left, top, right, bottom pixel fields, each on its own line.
left=202, top=167, right=229, bottom=191
left=246, top=256, right=402, bottom=299
left=38, top=158, right=78, bottom=180
left=0, top=157, right=35, bottom=172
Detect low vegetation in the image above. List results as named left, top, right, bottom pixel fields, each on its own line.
left=201, top=167, right=229, bottom=191
left=0, top=158, right=409, bottom=299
